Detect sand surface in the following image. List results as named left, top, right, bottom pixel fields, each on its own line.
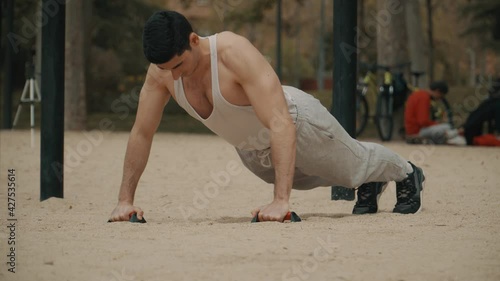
left=0, top=130, right=499, bottom=281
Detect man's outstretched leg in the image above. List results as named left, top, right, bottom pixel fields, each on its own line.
left=283, top=87, right=426, bottom=214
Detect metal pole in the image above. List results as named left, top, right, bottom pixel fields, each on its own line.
left=331, top=0, right=357, bottom=201
left=41, top=0, right=65, bottom=200
left=3, top=0, right=14, bottom=129
left=276, top=0, right=282, bottom=80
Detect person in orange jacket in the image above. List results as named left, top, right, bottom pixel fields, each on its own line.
left=405, top=81, right=463, bottom=144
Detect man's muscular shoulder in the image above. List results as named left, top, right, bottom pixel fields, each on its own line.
left=216, top=31, right=262, bottom=79
left=216, top=31, right=254, bottom=61
left=217, top=31, right=248, bottom=44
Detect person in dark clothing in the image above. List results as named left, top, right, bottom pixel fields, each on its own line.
left=462, top=99, right=500, bottom=145
left=460, top=78, right=500, bottom=145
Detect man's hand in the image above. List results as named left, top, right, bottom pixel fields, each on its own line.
left=109, top=202, right=144, bottom=222
left=251, top=200, right=289, bottom=222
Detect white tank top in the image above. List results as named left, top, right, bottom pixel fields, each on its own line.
left=174, top=34, right=271, bottom=151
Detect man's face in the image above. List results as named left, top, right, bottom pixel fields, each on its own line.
left=156, top=50, right=195, bottom=80
left=155, top=33, right=200, bottom=80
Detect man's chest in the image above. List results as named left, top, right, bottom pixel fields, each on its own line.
left=172, top=69, right=250, bottom=119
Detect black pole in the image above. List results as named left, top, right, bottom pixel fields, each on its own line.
left=2, top=0, right=14, bottom=129
left=331, top=0, right=357, bottom=201
left=40, top=0, right=65, bottom=201
left=276, top=0, right=282, bottom=80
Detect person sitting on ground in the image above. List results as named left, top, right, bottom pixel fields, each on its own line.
left=109, top=11, right=426, bottom=222
left=459, top=78, right=500, bottom=146
left=404, top=81, right=462, bottom=145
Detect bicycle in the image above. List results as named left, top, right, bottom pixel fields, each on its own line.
left=355, top=81, right=369, bottom=137
left=355, top=62, right=412, bottom=139
left=355, top=63, right=378, bottom=137
left=356, top=62, right=437, bottom=141
left=375, top=63, right=405, bottom=141
left=374, top=62, right=416, bottom=141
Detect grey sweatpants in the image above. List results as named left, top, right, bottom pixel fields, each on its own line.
left=236, top=86, right=412, bottom=190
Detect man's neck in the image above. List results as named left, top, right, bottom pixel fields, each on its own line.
left=190, top=39, right=211, bottom=79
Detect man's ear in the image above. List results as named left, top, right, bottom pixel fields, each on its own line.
left=189, top=33, right=200, bottom=46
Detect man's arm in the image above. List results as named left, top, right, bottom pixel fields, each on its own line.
left=109, top=65, right=170, bottom=221
left=222, top=33, right=296, bottom=221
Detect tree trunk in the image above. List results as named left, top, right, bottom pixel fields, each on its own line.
left=405, top=0, right=428, bottom=88
left=377, top=0, right=408, bottom=66
left=292, top=2, right=302, bottom=88
left=377, top=0, right=408, bottom=139
left=426, top=0, right=434, bottom=82
left=65, top=0, right=88, bottom=130
left=317, top=0, right=326, bottom=90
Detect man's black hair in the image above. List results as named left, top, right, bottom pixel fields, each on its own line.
left=143, top=11, right=193, bottom=64
left=429, top=81, right=449, bottom=95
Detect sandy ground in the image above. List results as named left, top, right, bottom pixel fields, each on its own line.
left=0, top=130, right=499, bottom=281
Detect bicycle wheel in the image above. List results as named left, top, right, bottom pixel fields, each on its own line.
left=375, top=88, right=394, bottom=141
left=355, top=91, right=369, bottom=137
